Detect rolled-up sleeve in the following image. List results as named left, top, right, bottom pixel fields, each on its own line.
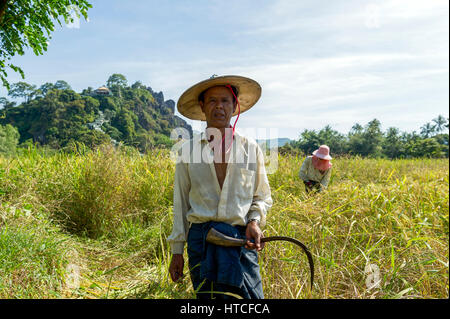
left=167, top=158, right=191, bottom=254
left=247, top=145, right=273, bottom=228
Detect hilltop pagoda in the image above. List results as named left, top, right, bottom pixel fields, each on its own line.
left=94, top=86, right=111, bottom=96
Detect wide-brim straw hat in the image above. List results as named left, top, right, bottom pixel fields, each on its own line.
left=177, top=75, right=262, bottom=121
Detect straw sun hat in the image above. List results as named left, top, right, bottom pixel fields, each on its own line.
left=177, top=75, right=262, bottom=121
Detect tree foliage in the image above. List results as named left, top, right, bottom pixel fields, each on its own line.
left=107, top=74, right=128, bottom=89
left=0, top=123, right=19, bottom=155
left=0, top=0, right=92, bottom=89
left=0, top=76, right=192, bottom=152
left=7, top=81, right=37, bottom=102
left=282, top=116, right=449, bottom=159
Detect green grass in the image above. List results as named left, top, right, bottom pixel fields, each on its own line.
left=0, top=202, right=76, bottom=298
left=0, top=146, right=448, bottom=299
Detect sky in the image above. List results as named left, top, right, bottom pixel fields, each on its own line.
left=1, top=0, right=448, bottom=140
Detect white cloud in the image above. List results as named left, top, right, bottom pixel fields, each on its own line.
left=107, top=46, right=447, bottom=138
left=2, top=0, right=447, bottom=140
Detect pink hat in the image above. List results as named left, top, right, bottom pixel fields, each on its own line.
left=312, top=145, right=332, bottom=160
left=312, top=145, right=332, bottom=171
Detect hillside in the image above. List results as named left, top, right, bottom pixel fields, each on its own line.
left=0, top=75, right=192, bottom=152
left=257, top=137, right=292, bottom=148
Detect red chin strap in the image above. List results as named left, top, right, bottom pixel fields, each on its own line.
left=226, top=84, right=241, bottom=135
left=220, top=84, right=240, bottom=154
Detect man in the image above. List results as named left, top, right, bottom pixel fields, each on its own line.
left=167, top=75, right=273, bottom=299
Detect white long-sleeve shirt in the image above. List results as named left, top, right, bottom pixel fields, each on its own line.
left=167, top=130, right=273, bottom=254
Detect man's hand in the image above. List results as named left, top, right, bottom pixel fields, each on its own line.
left=245, top=220, right=265, bottom=252
left=169, top=254, right=184, bottom=282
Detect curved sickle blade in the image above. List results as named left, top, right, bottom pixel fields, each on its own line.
left=261, top=236, right=314, bottom=290
left=206, top=228, right=314, bottom=290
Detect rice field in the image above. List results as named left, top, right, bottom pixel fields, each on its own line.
left=0, top=145, right=448, bottom=299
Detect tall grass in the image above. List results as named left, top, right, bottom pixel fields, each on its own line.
left=0, top=147, right=448, bottom=298
left=264, top=156, right=448, bottom=298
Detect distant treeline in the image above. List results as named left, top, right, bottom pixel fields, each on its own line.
left=1, top=76, right=448, bottom=159
left=0, top=74, right=192, bottom=154
left=281, top=117, right=449, bottom=158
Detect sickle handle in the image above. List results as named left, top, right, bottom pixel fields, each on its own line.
left=206, top=227, right=247, bottom=246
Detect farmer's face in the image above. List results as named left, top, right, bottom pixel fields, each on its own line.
left=200, top=86, right=236, bottom=129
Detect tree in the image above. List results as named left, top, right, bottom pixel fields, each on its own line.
left=401, top=131, right=420, bottom=158
left=420, top=122, right=435, bottom=138
left=39, top=82, right=56, bottom=96
left=410, top=138, right=444, bottom=158
left=348, top=123, right=365, bottom=156
left=0, top=97, right=6, bottom=108
left=362, top=119, right=383, bottom=157
left=383, top=127, right=403, bottom=159
left=432, top=134, right=449, bottom=158
left=81, top=86, right=94, bottom=96
left=154, top=133, right=174, bottom=148
left=0, top=123, right=20, bottom=156
left=107, top=74, right=128, bottom=89
left=432, top=115, right=448, bottom=133
left=7, top=81, right=37, bottom=102
left=350, top=123, right=363, bottom=134
left=111, top=108, right=136, bottom=142
left=0, top=0, right=92, bottom=89
left=0, top=96, right=15, bottom=109
left=54, top=80, right=72, bottom=91
left=317, top=125, right=347, bottom=155
left=295, top=129, right=320, bottom=155
left=347, top=119, right=383, bottom=157
left=107, top=74, right=128, bottom=98
left=131, top=81, right=146, bottom=90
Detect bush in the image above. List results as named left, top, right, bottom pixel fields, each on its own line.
left=0, top=124, right=20, bottom=156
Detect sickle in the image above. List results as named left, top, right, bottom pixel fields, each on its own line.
left=206, top=227, right=314, bottom=290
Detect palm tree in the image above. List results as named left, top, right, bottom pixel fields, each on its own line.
left=350, top=123, right=363, bottom=135
left=420, top=122, right=436, bottom=138
left=433, top=115, right=448, bottom=133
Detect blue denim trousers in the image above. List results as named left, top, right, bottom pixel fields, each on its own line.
left=187, top=221, right=264, bottom=299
